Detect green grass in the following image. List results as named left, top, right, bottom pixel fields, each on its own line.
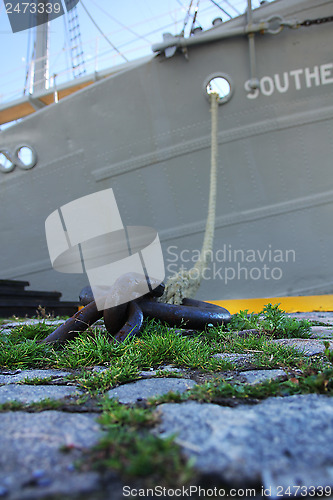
left=133, top=324, right=229, bottom=371
left=80, top=397, right=194, bottom=487
left=0, top=304, right=331, bottom=393
left=0, top=303, right=331, bottom=395
left=57, top=329, right=131, bottom=369
left=99, top=397, right=158, bottom=428
left=1, top=303, right=333, bottom=490
left=0, top=335, right=55, bottom=369
left=76, top=359, right=140, bottom=394
left=324, top=341, right=333, bottom=363
left=152, top=367, right=333, bottom=405
left=5, top=322, right=56, bottom=341
left=228, top=303, right=312, bottom=338
left=85, top=428, right=194, bottom=486
left=0, top=398, right=67, bottom=412
left=19, top=375, right=54, bottom=385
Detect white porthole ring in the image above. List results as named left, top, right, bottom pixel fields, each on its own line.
left=14, top=144, right=37, bottom=170
left=45, top=188, right=165, bottom=310
left=0, top=144, right=37, bottom=173
left=0, top=150, right=15, bottom=173
left=204, top=72, right=234, bottom=105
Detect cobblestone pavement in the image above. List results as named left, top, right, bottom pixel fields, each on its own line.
left=1, top=314, right=333, bottom=499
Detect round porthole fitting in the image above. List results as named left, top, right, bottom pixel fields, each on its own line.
left=15, top=145, right=37, bottom=170
left=0, top=150, right=15, bottom=173
left=204, top=73, right=233, bottom=105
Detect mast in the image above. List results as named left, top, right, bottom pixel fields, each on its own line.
left=33, top=1, right=49, bottom=93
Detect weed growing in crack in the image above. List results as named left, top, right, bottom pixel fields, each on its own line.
left=229, top=303, right=312, bottom=338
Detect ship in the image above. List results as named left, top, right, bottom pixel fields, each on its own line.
left=0, top=0, right=332, bottom=306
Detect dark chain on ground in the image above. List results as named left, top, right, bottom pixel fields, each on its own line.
left=301, top=15, right=333, bottom=27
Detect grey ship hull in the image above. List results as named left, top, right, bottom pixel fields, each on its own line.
left=1, top=0, right=333, bottom=302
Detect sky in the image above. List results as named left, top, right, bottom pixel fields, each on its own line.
left=0, top=0, right=270, bottom=103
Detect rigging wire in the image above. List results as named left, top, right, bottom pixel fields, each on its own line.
left=223, top=0, right=241, bottom=15
left=2, top=0, right=254, bottom=101
left=62, top=10, right=72, bottom=79
left=3, top=2, right=224, bottom=77
left=208, top=0, right=232, bottom=19
left=66, top=0, right=86, bottom=77
left=1, top=11, right=187, bottom=86
left=23, top=28, right=32, bottom=94
left=87, top=0, right=151, bottom=45
left=79, top=0, right=128, bottom=62
left=181, top=0, right=194, bottom=35
left=190, top=0, right=200, bottom=33
left=48, top=14, right=73, bottom=77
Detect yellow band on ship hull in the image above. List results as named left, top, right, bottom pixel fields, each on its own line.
left=208, top=295, right=333, bottom=314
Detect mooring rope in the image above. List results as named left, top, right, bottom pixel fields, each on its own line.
left=160, top=92, right=220, bottom=304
